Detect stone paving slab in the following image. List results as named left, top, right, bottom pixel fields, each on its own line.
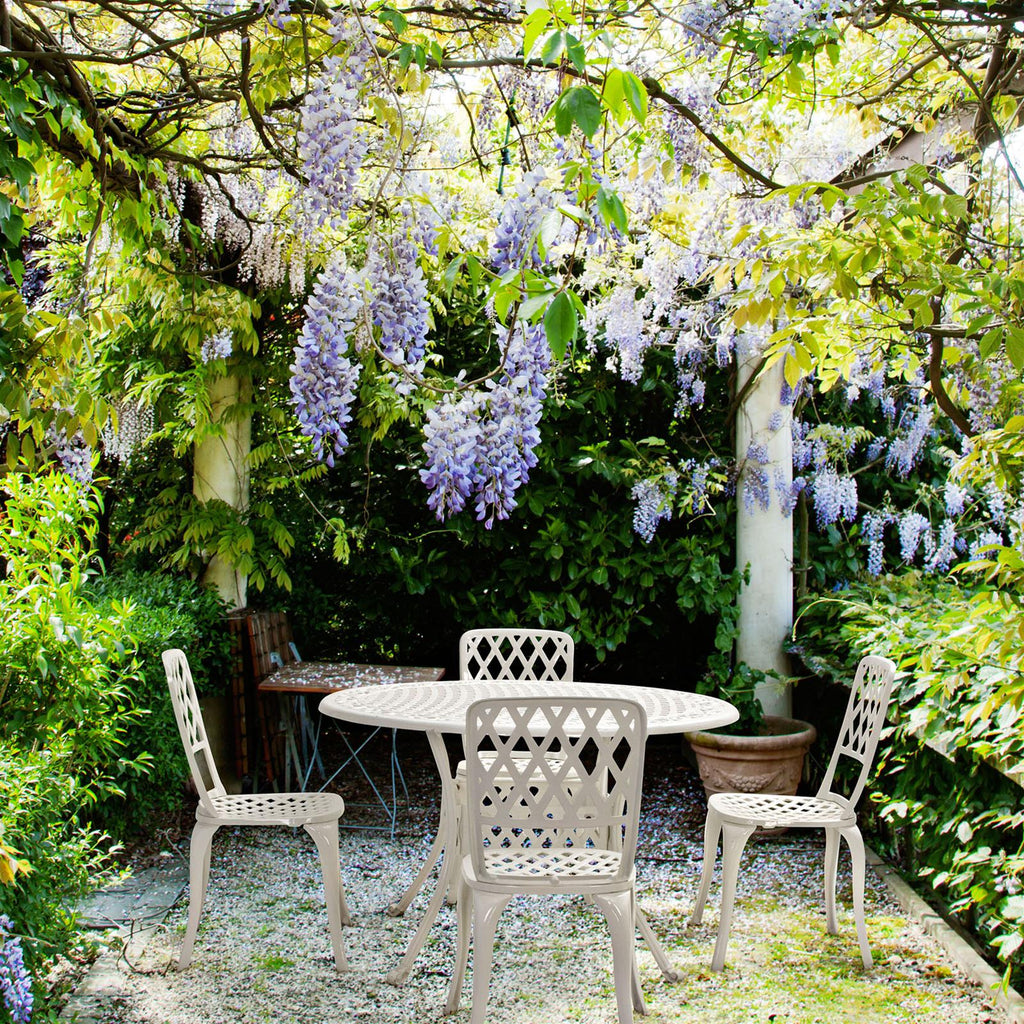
left=62, top=859, right=189, bottom=1024
left=78, top=860, right=189, bottom=935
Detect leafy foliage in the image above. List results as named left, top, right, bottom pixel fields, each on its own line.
left=794, top=575, right=1024, bottom=986
left=84, top=568, right=232, bottom=834
left=0, top=474, right=140, bottom=977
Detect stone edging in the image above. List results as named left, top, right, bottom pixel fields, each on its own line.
left=867, top=847, right=1024, bottom=1024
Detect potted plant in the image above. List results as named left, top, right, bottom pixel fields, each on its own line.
left=685, top=662, right=817, bottom=800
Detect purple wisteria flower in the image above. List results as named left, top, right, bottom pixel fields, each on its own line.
left=944, top=481, right=968, bottom=517
left=420, top=322, right=552, bottom=528
left=969, top=529, right=1003, bottom=561
left=861, top=511, right=893, bottom=576
left=776, top=472, right=806, bottom=516
left=0, top=915, right=32, bottom=1024
left=54, top=429, right=94, bottom=485
left=297, top=22, right=374, bottom=227
left=984, top=482, right=1009, bottom=526
left=927, top=519, right=957, bottom=573
left=289, top=257, right=365, bottom=466
left=811, top=467, right=857, bottom=528
left=366, top=229, right=430, bottom=388
left=490, top=170, right=556, bottom=274
left=631, top=475, right=677, bottom=542
left=421, top=391, right=482, bottom=520
left=886, top=403, right=933, bottom=477
left=898, top=511, right=931, bottom=562
left=200, top=328, right=232, bottom=364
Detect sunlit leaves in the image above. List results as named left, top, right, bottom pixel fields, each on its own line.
left=552, top=86, right=602, bottom=138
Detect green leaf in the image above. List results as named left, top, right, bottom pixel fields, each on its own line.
left=564, top=32, right=586, bottom=73
left=979, top=327, right=1002, bottom=361
left=1006, top=327, right=1024, bottom=370
left=621, top=72, right=648, bottom=123
left=602, top=68, right=627, bottom=125
left=596, top=186, right=628, bottom=235
left=552, top=86, right=602, bottom=138
left=377, top=8, right=408, bottom=33
left=540, top=30, right=564, bottom=66
left=543, top=291, right=577, bottom=359
left=522, top=8, right=553, bottom=59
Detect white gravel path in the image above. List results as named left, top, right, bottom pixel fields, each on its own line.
left=97, top=745, right=1009, bottom=1024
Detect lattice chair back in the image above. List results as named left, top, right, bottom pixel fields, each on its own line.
left=464, top=697, right=646, bottom=886
left=816, top=655, right=897, bottom=812
left=162, top=648, right=226, bottom=816
left=459, top=629, right=574, bottom=682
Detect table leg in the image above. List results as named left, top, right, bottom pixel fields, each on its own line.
left=386, top=729, right=459, bottom=986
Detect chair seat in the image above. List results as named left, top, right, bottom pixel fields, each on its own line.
left=201, top=791, right=345, bottom=827
left=709, top=791, right=855, bottom=830
left=464, top=847, right=627, bottom=888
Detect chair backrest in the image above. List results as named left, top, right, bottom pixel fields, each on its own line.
left=464, top=697, right=647, bottom=886
left=816, top=655, right=897, bottom=811
left=162, top=648, right=226, bottom=816
left=459, top=629, right=574, bottom=681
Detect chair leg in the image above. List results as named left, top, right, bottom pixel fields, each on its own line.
left=690, top=805, right=723, bottom=925
left=179, top=820, right=219, bottom=970
left=595, top=890, right=641, bottom=1024
left=304, top=823, right=347, bottom=972
left=711, top=821, right=757, bottom=972
left=842, top=825, right=872, bottom=969
left=468, top=891, right=511, bottom=1024
left=824, top=827, right=840, bottom=935
left=445, top=874, right=471, bottom=1015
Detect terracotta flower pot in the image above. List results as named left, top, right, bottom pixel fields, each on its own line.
left=685, top=715, right=817, bottom=800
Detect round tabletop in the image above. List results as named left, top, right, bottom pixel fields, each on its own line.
left=318, top=679, right=738, bottom=735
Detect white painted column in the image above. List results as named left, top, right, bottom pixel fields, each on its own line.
left=193, top=370, right=252, bottom=611
left=735, top=354, right=793, bottom=717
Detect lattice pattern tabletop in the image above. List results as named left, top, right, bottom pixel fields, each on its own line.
left=319, top=679, right=737, bottom=735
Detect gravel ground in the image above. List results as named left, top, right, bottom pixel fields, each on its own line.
left=98, top=733, right=1008, bottom=1024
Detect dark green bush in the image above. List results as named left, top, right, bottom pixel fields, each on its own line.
left=260, top=349, right=741, bottom=686
left=84, top=568, right=232, bottom=835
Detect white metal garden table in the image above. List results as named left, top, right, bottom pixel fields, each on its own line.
left=319, top=679, right=738, bottom=985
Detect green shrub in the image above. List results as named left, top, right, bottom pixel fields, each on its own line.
left=794, top=574, right=1024, bottom=987
left=0, top=473, right=141, bottom=980
left=84, top=569, right=232, bottom=835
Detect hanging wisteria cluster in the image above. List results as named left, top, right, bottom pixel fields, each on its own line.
left=53, top=425, right=94, bottom=485
left=296, top=19, right=374, bottom=229
left=420, top=322, right=552, bottom=527
left=101, top=400, right=155, bottom=464
left=0, top=916, right=32, bottom=1024
left=366, top=229, right=430, bottom=391
left=632, top=473, right=678, bottom=542
left=200, top=328, right=233, bottom=364
left=289, top=255, right=364, bottom=467
left=489, top=170, right=559, bottom=275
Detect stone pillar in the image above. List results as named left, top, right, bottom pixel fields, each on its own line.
left=735, top=354, right=793, bottom=717
left=193, top=370, right=252, bottom=610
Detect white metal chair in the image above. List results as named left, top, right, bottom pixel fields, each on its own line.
left=459, top=627, right=574, bottom=681
left=690, top=654, right=897, bottom=971
left=446, top=697, right=648, bottom=1024
left=162, top=648, right=351, bottom=971
left=452, top=629, right=576, bottom=880
left=390, top=628, right=578, bottom=920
